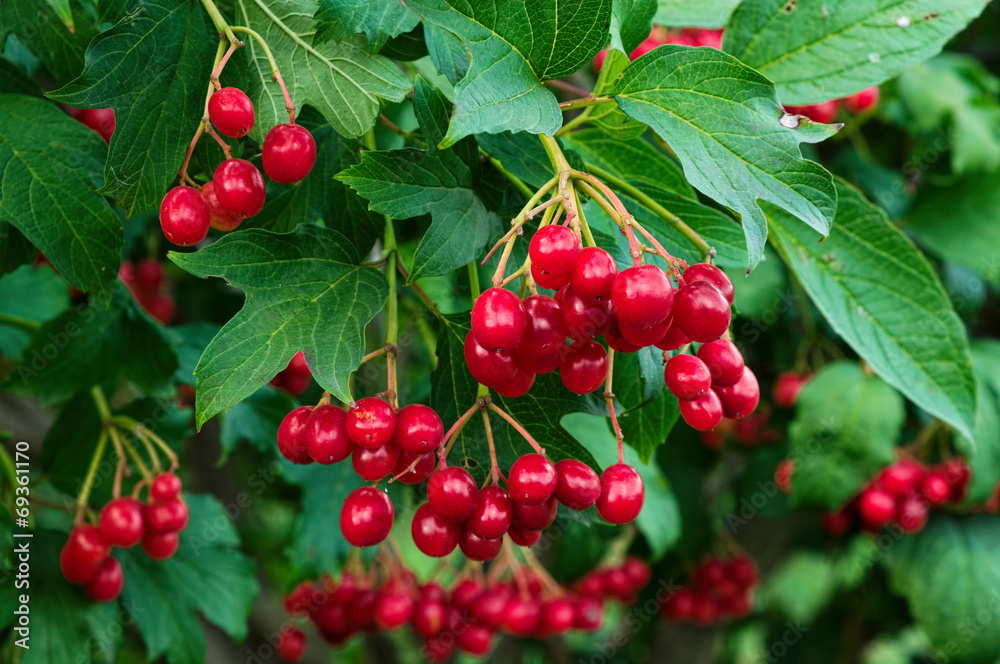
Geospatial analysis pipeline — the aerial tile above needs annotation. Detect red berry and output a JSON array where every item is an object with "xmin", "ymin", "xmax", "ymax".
[
  {"xmin": 512, "ymin": 495, "xmax": 558, "ymax": 530},
  {"xmin": 942, "ymin": 458, "xmax": 971, "ymax": 502},
  {"xmin": 459, "ymin": 525, "xmax": 503, "ymax": 561},
  {"xmin": 84, "ymin": 556, "xmax": 124, "ymax": 602},
  {"xmin": 456, "ymin": 623, "xmax": 493, "ymax": 655},
  {"xmin": 144, "ymin": 498, "xmax": 189, "ymax": 533},
  {"xmin": 451, "ymin": 578, "xmax": 484, "ymax": 610},
  {"xmin": 99, "ymin": 498, "xmax": 145, "ymax": 548},
  {"xmin": 77, "ymin": 107, "xmax": 116, "ymax": 142},
  {"xmin": 531, "ymin": 263, "xmax": 570, "ymax": 290},
  {"xmin": 494, "ymin": 365, "xmax": 536, "ymax": 397},
  {"xmin": 283, "ymin": 581, "xmax": 315, "ymax": 615},
  {"xmin": 665, "ymin": 353, "xmax": 712, "ymax": 400},
  {"xmin": 144, "ymin": 294, "xmax": 176, "ymax": 325},
  {"xmin": 726, "ymin": 555, "xmax": 758, "ymax": 588},
  {"xmin": 507, "ymin": 522, "xmax": 541, "ymax": 546},
  {"xmin": 921, "ymin": 471, "xmax": 951, "ymax": 505},
  {"xmin": 623, "ymin": 557, "xmax": 651, "ymax": 589},
  {"xmin": 597, "ymin": 464, "xmax": 645, "ymax": 524},
  {"xmin": 554, "ymin": 458, "xmax": 601, "ymax": 510},
  {"xmin": 277, "ymin": 405, "xmax": 315, "ymax": 464},
  {"xmin": 150, "ymin": 472, "xmax": 182, "ymax": 502},
  {"xmin": 413, "ymin": 598, "xmax": 448, "ymax": 638},
  {"xmin": 786, "ymin": 100, "xmax": 839, "ymax": 124},
  {"xmin": 262, "ymin": 123, "xmax": 317, "ymax": 183},
  {"xmin": 279, "ymin": 352, "xmax": 312, "ymax": 395},
  {"xmin": 391, "ymin": 450, "xmax": 435, "ymax": 484},
  {"xmin": 560, "ymin": 285, "xmax": 614, "ymax": 340},
  {"xmin": 346, "ymin": 397, "xmax": 396, "ymax": 449},
  {"xmin": 508, "ymin": 453, "xmax": 557, "ymax": 505},
  {"xmin": 897, "ymin": 493, "xmax": 929, "ymax": 534},
  {"xmin": 67, "ymin": 525, "xmax": 110, "ymax": 565},
  {"xmin": 541, "ymin": 597, "xmax": 576, "ymax": 635},
  {"xmin": 503, "ymin": 596, "xmax": 542, "ymax": 636},
  {"xmin": 141, "ymin": 530, "xmax": 179, "ymax": 560},
  {"xmin": 715, "ymin": 367, "xmax": 759, "ymax": 419},
  {"xmin": 427, "ymin": 466, "xmax": 479, "ymax": 523},
  {"xmin": 135, "ymin": 259, "xmax": 164, "ymax": 292},
  {"xmin": 570, "ymin": 247, "xmax": 618, "ymax": 304},
  {"xmin": 516, "ymin": 343, "xmax": 561, "ymax": 375},
  {"xmin": 464, "ymin": 332, "xmax": 517, "ymax": 386},
  {"xmin": 683, "ymin": 263, "xmax": 734, "ymax": 305},
  {"xmin": 520, "ymin": 295, "xmax": 568, "ymax": 355},
  {"xmin": 603, "ymin": 567, "xmax": 632, "ymax": 601},
  {"xmin": 340, "ymin": 486, "xmax": 394, "ymax": 547},
  {"xmin": 374, "ymin": 591, "xmax": 414, "ymax": 630},
  {"xmin": 858, "ymin": 488, "xmax": 896, "ymax": 528},
  {"xmin": 878, "ymin": 460, "xmax": 924, "ymax": 497},
  {"xmin": 208, "ymin": 87, "xmax": 254, "ymax": 138},
  {"xmin": 772, "ymin": 371, "xmax": 811, "ymax": 408},
  {"xmin": 679, "ymin": 389, "xmax": 724, "ymax": 431},
  {"xmin": 662, "ymin": 587, "xmax": 696, "ymax": 620},
  {"xmin": 351, "ymin": 439, "xmax": 399, "ymax": 481},
  {"xmin": 472, "ymin": 585, "xmax": 512, "ymax": 627},
  {"xmin": 529, "ymin": 225, "xmax": 579, "ymax": 278},
  {"xmin": 674, "ymin": 280, "xmax": 731, "ymax": 342},
  {"xmin": 844, "ymin": 86, "xmax": 880, "ymax": 114},
  {"xmin": 774, "ymin": 459, "xmax": 794, "ymax": 494},
  {"xmin": 276, "ymin": 626, "xmax": 307, "ymax": 662},
  {"xmin": 605, "ymin": 318, "xmax": 642, "ymax": 353},
  {"xmin": 560, "ymin": 340, "xmax": 607, "ymax": 394},
  {"xmin": 468, "ymin": 485, "xmax": 513, "ymax": 539},
  {"xmin": 619, "ymin": 315, "xmax": 672, "ymax": 347},
  {"xmin": 654, "ymin": 316, "xmax": 691, "ymax": 351},
  {"xmin": 199, "ymin": 181, "xmax": 244, "ymax": 231},
  {"xmin": 412, "ymin": 503, "xmax": 460, "ymax": 557},
  {"xmin": 693, "ymin": 558, "xmax": 727, "ymax": 592},
  {"xmin": 159, "ymin": 186, "xmax": 210, "ymax": 246},
  {"xmin": 575, "ymin": 596, "xmax": 605, "ymax": 630},
  {"xmin": 60, "ymin": 544, "xmax": 102, "ymax": 584},
  {"xmin": 610, "ymin": 265, "xmax": 673, "ymax": 329},
  {"xmin": 213, "ymin": 158, "xmax": 266, "ymax": 218},
  {"xmin": 820, "ymin": 507, "xmax": 852, "ymax": 536},
  {"xmin": 306, "ymin": 405, "xmax": 354, "ymax": 464},
  {"xmin": 394, "ymin": 404, "xmax": 443, "ymax": 454},
  {"xmin": 472, "ymin": 287, "xmax": 526, "ymax": 351},
  {"xmin": 697, "ymin": 339, "xmax": 744, "ymax": 387}
]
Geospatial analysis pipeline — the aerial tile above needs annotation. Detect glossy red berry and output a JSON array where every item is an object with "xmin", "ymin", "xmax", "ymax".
[
  {"xmin": 208, "ymin": 87, "xmax": 254, "ymax": 138},
  {"xmin": 610, "ymin": 265, "xmax": 673, "ymax": 329},
  {"xmin": 306, "ymin": 405, "xmax": 354, "ymax": 464},
  {"xmin": 468, "ymin": 485, "xmax": 513, "ymax": 539},
  {"xmin": 263, "ymin": 123, "xmax": 317, "ymax": 183},
  {"xmin": 276, "ymin": 626, "xmax": 307, "ymax": 662},
  {"xmin": 597, "ymin": 464, "xmax": 644, "ymax": 524},
  {"xmin": 494, "ymin": 365, "xmax": 536, "ymax": 397},
  {"xmin": 346, "ymin": 397, "xmax": 396, "ymax": 449},
  {"xmin": 150, "ymin": 472, "xmax": 182, "ymax": 502},
  {"xmin": 394, "ymin": 404, "xmax": 443, "ymax": 454},
  {"xmin": 392, "ymin": 450, "xmax": 435, "ymax": 484},
  {"xmin": 412, "ymin": 503, "xmax": 460, "ymax": 557},
  {"xmin": 351, "ymin": 439, "xmax": 399, "ymax": 481},
  {"xmin": 697, "ymin": 339, "xmax": 744, "ymax": 387},
  {"xmin": 459, "ymin": 525, "xmax": 503, "ymax": 561},
  {"xmin": 472, "ymin": 287, "xmax": 526, "ymax": 351},
  {"xmin": 84, "ymin": 556, "xmax": 124, "ymax": 602},
  {"xmin": 605, "ymin": 318, "xmax": 641, "ymax": 353},
  {"xmin": 77, "ymin": 107, "xmax": 116, "ymax": 142},
  {"xmin": 674, "ymin": 280, "xmax": 731, "ymax": 342},
  {"xmin": 665, "ymin": 354, "xmax": 712, "ymax": 400},
  {"xmin": 679, "ymin": 389, "xmax": 724, "ymax": 430},
  {"xmin": 603, "ymin": 567, "xmax": 632, "ymax": 601},
  {"xmin": 516, "ymin": 343, "xmax": 561, "ymax": 374},
  {"xmin": 715, "ymin": 367, "xmax": 759, "ymax": 419},
  {"xmin": 142, "ymin": 530, "xmax": 180, "ymax": 560},
  {"xmin": 575, "ymin": 596, "xmax": 605, "ymax": 631},
  {"xmin": 67, "ymin": 525, "xmax": 110, "ymax": 565},
  {"xmin": 529, "ymin": 225, "xmax": 579, "ymax": 279},
  {"xmin": 507, "ymin": 522, "xmax": 541, "ymax": 546},
  {"xmin": 858, "ymin": 488, "xmax": 896, "ymax": 528},
  {"xmin": 144, "ymin": 498, "xmax": 189, "ymax": 533},
  {"xmin": 200, "ymin": 181, "xmax": 244, "ymax": 232},
  {"xmin": 623, "ymin": 556, "xmax": 652, "ymax": 589},
  {"xmin": 99, "ymin": 498, "xmax": 144, "ymax": 548},
  {"xmin": 654, "ymin": 317, "xmax": 691, "ymax": 352},
  {"xmin": 464, "ymin": 332, "xmax": 517, "ymax": 386},
  {"xmin": 897, "ymin": 493, "xmax": 929, "ymax": 534},
  {"xmin": 413, "ymin": 598, "xmax": 447, "ymax": 638},
  {"xmin": 619, "ymin": 315, "xmax": 672, "ymax": 348},
  {"xmin": 560, "ymin": 285, "xmax": 614, "ymax": 340},
  {"xmin": 821, "ymin": 507, "xmax": 852, "ymax": 536},
  {"xmin": 682, "ymin": 263, "xmax": 734, "ymax": 305},
  {"xmin": 456, "ymin": 623, "xmax": 493, "ymax": 656},
  {"xmin": 942, "ymin": 458, "xmax": 971, "ymax": 501},
  {"xmin": 520, "ymin": 295, "xmax": 568, "ymax": 355},
  {"xmin": 878, "ymin": 460, "xmax": 924, "ymax": 497},
  {"xmin": 159, "ymin": 186, "xmax": 210, "ymax": 246},
  {"xmin": 554, "ymin": 459, "xmax": 601, "ymax": 510},
  {"xmin": 340, "ymin": 486, "xmax": 394, "ymax": 547},
  {"xmin": 726, "ymin": 555, "xmax": 758, "ymax": 588},
  {"xmin": 60, "ymin": 544, "xmax": 102, "ymax": 584},
  {"xmin": 277, "ymin": 405, "xmax": 315, "ymax": 464},
  {"xmin": 374, "ymin": 590, "xmax": 414, "ymax": 630},
  {"xmin": 504, "ymin": 596, "xmax": 542, "ymax": 636},
  {"xmin": 542, "ymin": 597, "xmax": 576, "ymax": 635},
  {"xmin": 844, "ymin": 86, "xmax": 880, "ymax": 114},
  {"xmin": 560, "ymin": 340, "xmax": 607, "ymax": 394},
  {"xmin": 427, "ymin": 466, "xmax": 479, "ymax": 523},
  {"xmin": 921, "ymin": 471, "xmax": 951, "ymax": 505},
  {"xmin": 512, "ymin": 495, "xmax": 558, "ymax": 530},
  {"xmin": 570, "ymin": 247, "xmax": 618, "ymax": 304},
  {"xmin": 213, "ymin": 158, "xmax": 266, "ymax": 218},
  {"xmin": 772, "ymin": 371, "xmax": 811, "ymax": 408},
  {"xmin": 472, "ymin": 585, "xmax": 512, "ymax": 627},
  {"xmin": 508, "ymin": 453, "xmax": 558, "ymax": 505}
]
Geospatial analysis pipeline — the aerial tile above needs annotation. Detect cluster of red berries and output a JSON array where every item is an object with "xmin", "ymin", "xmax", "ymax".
[
  {"xmin": 593, "ymin": 26, "xmax": 724, "ymax": 71},
  {"xmin": 64, "ymin": 105, "xmax": 116, "ymax": 143},
  {"xmin": 659, "ymin": 554, "xmax": 758, "ymax": 624},
  {"xmin": 59, "ymin": 472, "xmax": 188, "ymax": 602},
  {"xmin": 785, "ymin": 86, "xmax": 881, "ymax": 124},
  {"xmin": 269, "ymin": 351, "xmax": 312, "ymax": 396},
  {"xmin": 120, "ymin": 258, "xmax": 175, "ymax": 325},
  {"xmin": 159, "ymin": 86, "xmax": 316, "ymax": 247}
]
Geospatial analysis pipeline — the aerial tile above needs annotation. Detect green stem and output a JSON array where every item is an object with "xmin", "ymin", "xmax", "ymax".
[
  {"xmin": 489, "ymin": 157, "xmax": 533, "ymax": 199},
  {"xmin": 230, "ymin": 25, "xmax": 295, "ymax": 123},
  {"xmin": 555, "ymin": 107, "xmax": 594, "ymax": 136},
  {"xmin": 397, "ymin": 256, "xmax": 448, "ymax": 324},
  {"xmin": 76, "ymin": 429, "xmax": 109, "ymax": 524},
  {"xmin": 363, "ymin": 127, "xmax": 377, "ymax": 151},
  {"xmin": 198, "ymin": 0, "xmax": 239, "ymax": 45},
  {"xmin": 558, "ymin": 96, "xmax": 611, "ymax": 111},
  {"xmin": 539, "ymin": 134, "xmax": 571, "ymax": 173},
  {"xmin": 90, "ymin": 386, "xmax": 112, "ymax": 425},
  {"xmin": 384, "ymin": 219, "xmax": 399, "ymax": 408},
  {"xmin": 573, "ymin": 187, "xmax": 596, "ymax": 247},
  {"xmin": 468, "ymin": 262, "xmax": 481, "ymax": 300},
  {"xmin": 0, "ymin": 314, "xmax": 40, "ymax": 332}
]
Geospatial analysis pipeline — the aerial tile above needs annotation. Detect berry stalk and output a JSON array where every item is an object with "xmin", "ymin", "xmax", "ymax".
[
  {"xmin": 75, "ymin": 428, "xmax": 109, "ymax": 525},
  {"xmin": 486, "ymin": 402, "xmax": 545, "ymax": 456},
  {"xmin": 602, "ymin": 349, "xmax": 626, "ymax": 464},
  {"xmin": 230, "ymin": 26, "xmax": 295, "ymax": 124}
]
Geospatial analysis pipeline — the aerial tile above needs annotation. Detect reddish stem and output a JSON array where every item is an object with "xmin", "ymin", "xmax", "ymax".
[
  {"xmin": 438, "ymin": 402, "xmax": 479, "ymax": 466},
  {"xmin": 210, "ymin": 42, "xmax": 239, "ymax": 89},
  {"xmin": 487, "ymin": 402, "xmax": 545, "ymax": 455}
]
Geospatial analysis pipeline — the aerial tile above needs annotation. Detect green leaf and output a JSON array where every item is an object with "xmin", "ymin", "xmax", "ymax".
[
  {"xmin": 883, "ymin": 514, "xmax": 1000, "ymax": 664},
  {"xmin": 955, "ymin": 342, "xmax": 1000, "ymax": 503},
  {"xmin": 284, "ymin": 459, "xmax": 363, "ymax": 573},
  {"xmin": 337, "ymin": 148, "xmax": 496, "ymax": 281},
  {"xmin": 614, "ymin": 347, "xmax": 679, "ymax": 463},
  {"xmin": 43, "ymin": 0, "xmax": 74, "ymax": 33},
  {"xmin": 0, "ymin": 56, "xmax": 44, "ymax": 96},
  {"xmin": 723, "ymin": 0, "xmax": 989, "ymax": 105},
  {"xmin": 758, "ymin": 552, "xmax": 838, "ymax": 624},
  {"xmin": 49, "ymin": 0, "xmax": 217, "ymax": 217},
  {"xmin": 476, "ymin": 131, "xmax": 555, "ymax": 189},
  {"xmin": 313, "ymin": 0, "xmax": 419, "ymax": 51},
  {"xmin": 788, "ymin": 362, "xmax": 903, "ymax": 509},
  {"xmin": 423, "ymin": 22, "xmax": 469, "ymax": 85},
  {"xmin": 768, "ymin": 180, "xmax": 977, "ymax": 438},
  {"xmin": 0, "ymin": 221, "xmax": 36, "ymax": 278},
  {"xmin": 0, "ymin": 0, "xmax": 97, "ymax": 79},
  {"xmin": 0, "ymin": 94, "xmax": 122, "ymax": 300},
  {"xmin": 611, "ymin": 0, "xmax": 656, "ymax": 54},
  {"xmin": 722, "ymin": 246, "xmax": 787, "ymax": 318},
  {"xmin": 654, "ymin": 0, "xmax": 739, "ymax": 28},
  {"xmin": 613, "ymin": 46, "xmax": 838, "ymax": 268},
  {"xmin": 122, "ymin": 495, "xmax": 259, "ymax": 664},
  {"xmin": 166, "ymin": 322, "xmax": 220, "ymax": 386},
  {"xmin": 562, "ymin": 129, "xmax": 693, "ymax": 197},
  {"xmin": 0, "ymin": 265, "xmax": 70, "ymax": 360},
  {"xmin": 169, "ymin": 225, "xmax": 389, "ymax": 427},
  {"xmin": 408, "ymin": 0, "xmax": 612, "ymax": 147},
  {"xmin": 220, "ymin": 386, "xmax": 297, "ymax": 459},
  {"xmin": 235, "ymin": 0, "xmax": 411, "ymax": 141}
]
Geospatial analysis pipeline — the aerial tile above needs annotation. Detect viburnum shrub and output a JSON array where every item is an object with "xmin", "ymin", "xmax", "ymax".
[{"xmin": 3, "ymin": 0, "xmax": 1000, "ymax": 662}]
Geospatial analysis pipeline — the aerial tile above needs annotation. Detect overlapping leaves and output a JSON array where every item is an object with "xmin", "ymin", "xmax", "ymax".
[{"xmin": 313, "ymin": 0, "xmax": 419, "ymax": 52}]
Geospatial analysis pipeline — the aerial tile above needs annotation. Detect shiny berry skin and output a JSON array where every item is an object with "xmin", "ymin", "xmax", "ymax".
[
  {"xmin": 213, "ymin": 158, "xmax": 266, "ymax": 218},
  {"xmin": 575, "ymin": 596, "xmax": 605, "ymax": 631},
  {"xmin": 560, "ymin": 285, "xmax": 614, "ymax": 340},
  {"xmin": 340, "ymin": 486, "xmax": 394, "ymax": 547},
  {"xmin": 150, "ymin": 472, "xmax": 182, "ymax": 502},
  {"xmin": 413, "ymin": 598, "xmax": 447, "ymax": 638},
  {"xmin": 610, "ymin": 265, "xmax": 673, "ymax": 329},
  {"xmin": 468, "ymin": 485, "xmax": 513, "ymax": 539},
  {"xmin": 726, "ymin": 555, "xmax": 758, "ymax": 588},
  {"xmin": 459, "ymin": 525, "xmax": 503, "ymax": 561},
  {"xmin": 507, "ymin": 522, "xmax": 541, "ymax": 546},
  {"xmin": 99, "ymin": 498, "xmax": 145, "ymax": 548},
  {"xmin": 520, "ymin": 295, "xmax": 567, "ymax": 355},
  {"xmin": 516, "ymin": 343, "xmax": 561, "ymax": 374},
  {"xmin": 508, "ymin": 453, "xmax": 558, "ymax": 505},
  {"xmin": 456, "ymin": 623, "xmax": 493, "ymax": 656},
  {"xmin": 665, "ymin": 354, "xmax": 712, "ymax": 400},
  {"xmin": 554, "ymin": 458, "xmax": 601, "ymax": 510},
  {"xmin": 464, "ymin": 332, "xmax": 517, "ymax": 386},
  {"xmin": 674, "ymin": 280, "xmax": 731, "ymax": 342},
  {"xmin": 276, "ymin": 626, "xmax": 307, "ymax": 662},
  {"xmin": 619, "ymin": 315, "xmax": 672, "ymax": 347},
  {"xmin": 346, "ymin": 397, "xmax": 396, "ymax": 448},
  {"xmin": 531, "ymin": 263, "xmax": 569, "ymax": 290},
  {"xmin": 821, "ymin": 507, "xmax": 852, "ymax": 536},
  {"xmin": 897, "ymin": 493, "xmax": 929, "ymax": 534},
  {"xmin": 60, "ymin": 544, "xmax": 102, "ymax": 584},
  {"xmin": 774, "ymin": 459, "xmax": 794, "ymax": 494},
  {"xmin": 427, "ymin": 466, "xmax": 479, "ymax": 523},
  {"xmin": 942, "ymin": 458, "xmax": 971, "ymax": 501},
  {"xmin": 697, "ymin": 339, "xmax": 744, "ymax": 387},
  {"xmin": 144, "ymin": 498, "xmax": 189, "ymax": 532},
  {"xmin": 159, "ymin": 186, "xmax": 210, "ymax": 246},
  {"xmin": 682, "ymin": 263, "xmax": 734, "ymax": 305},
  {"xmin": 142, "ymin": 530, "xmax": 180, "ymax": 560},
  {"xmin": 878, "ymin": 460, "xmax": 924, "ymax": 497},
  {"xmin": 351, "ymin": 439, "xmax": 399, "ymax": 481},
  {"xmin": 772, "ymin": 371, "xmax": 810, "ymax": 408},
  {"xmin": 76, "ymin": 107, "xmax": 116, "ymax": 142},
  {"xmin": 597, "ymin": 464, "xmax": 645, "ymax": 524},
  {"xmin": 306, "ymin": 405, "xmax": 354, "ymax": 464},
  {"xmin": 921, "ymin": 471, "xmax": 951, "ymax": 505},
  {"xmin": 67, "ymin": 525, "xmax": 110, "ymax": 565},
  {"xmin": 844, "ymin": 86, "xmax": 880, "ymax": 114},
  {"xmin": 560, "ymin": 340, "xmax": 607, "ymax": 394},
  {"xmin": 654, "ymin": 317, "xmax": 691, "ymax": 351},
  {"xmin": 679, "ymin": 388, "xmax": 724, "ymax": 431},
  {"xmin": 494, "ymin": 365, "xmax": 536, "ymax": 397},
  {"xmin": 277, "ymin": 405, "xmax": 315, "ymax": 464},
  {"xmin": 858, "ymin": 488, "xmax": 896, "ymax": 528},
  {"xmin": 208, "ymin": 87, "xmax": 254, "ymax": 138},
  {"xmin": 374, "ymin": 591, "xmax": 414, "ymax": 629},
  {"xmin": 715, "ymin": 367, "xmax": 759, "ymax": 419},
  {"xmin": 542, "ymin": 597, "xmax": 576, "ymax": 635},
  {"xmin": 570, "ymin": 247, "xmax": 618, "ymax": 304},
  {"xmin": 605, "ymin": 318, "xmax": 642, "ymax": 353},
  {"xmin": 263, "ymin": 123, "xmax": 317, "ymax": 183},
  {"xmin": 472, "ymin": 585, "xmax": 512, "ymax": 627},
  {"xmin": 200, "ymin": 181, "xmax": 243, "ymax": 232},
  {"xmin": 529, "ymin": 225, "xmax": 579, "ymax": 277},
  {"xmin": 512, "ymin": 495, "xmax": 558, "ymax": 530},
  {"xmin": 84, "ymin": 556, "xmax": 124, "ymax": 602},
  {"xmin": 412, "ymin": 503, "xmax": 460, "ymax": 557},
  {"xmin": 623, "ymin": 556, "xmax": 652, "ymax": 589},
  {"xmin": 471, "ymin": 287, "xmax": 526, "ymax": 351},
  {"xmin": 504, "ymin": 596, "xmax": 542, "ymax": 636},
  {"xmin": 392, "ymin": 450, "xmax": 435, "ymax": 484},
  {"xmin": 394, "ymin": 404, "xmax": 443, "ymax": 454}
]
